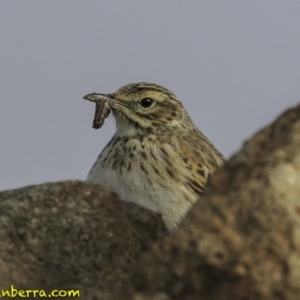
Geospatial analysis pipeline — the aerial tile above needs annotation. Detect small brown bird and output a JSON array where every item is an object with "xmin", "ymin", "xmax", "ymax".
[{"xmin": 84, "ymin": 83, "xmax": 225, "ymax": 231}]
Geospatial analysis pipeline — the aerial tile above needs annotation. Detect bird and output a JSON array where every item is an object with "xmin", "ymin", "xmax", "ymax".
[{"xmin": 84, "ymin": 82, "xmax": 225, "ymax": 231}]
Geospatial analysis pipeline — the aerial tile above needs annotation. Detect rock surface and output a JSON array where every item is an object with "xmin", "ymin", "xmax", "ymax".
[
  {"xmin": 126, "ymin": 103, "xmax": 300, "ymax": 300},
  {"xmin": 0, "ymin": 181, "xmax": 167, "ymax": 298}
]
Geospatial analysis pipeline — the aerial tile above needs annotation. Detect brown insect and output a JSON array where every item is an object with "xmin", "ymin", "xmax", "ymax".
[
  {"xmin": 83, "ymin": 93, "xmax": 111, "ymax": 129},
  {"xmin": 93, "ymin": 100, "xmax": 111, "ymax": 129}
]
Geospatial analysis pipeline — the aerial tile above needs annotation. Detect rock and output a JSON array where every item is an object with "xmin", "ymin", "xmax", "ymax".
[
  {"xmin": 0, "ymin": 181, "xmax": 167, "ymax": 298},
  {"xmin": 127, "ymin": 103, "xmax": 300, "ymax": 300}
]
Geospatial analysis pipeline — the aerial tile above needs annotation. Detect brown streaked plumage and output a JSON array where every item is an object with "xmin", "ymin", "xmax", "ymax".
[{"xmin": 83, "ymin": 82, "xmax": 225, "ymax": 231}]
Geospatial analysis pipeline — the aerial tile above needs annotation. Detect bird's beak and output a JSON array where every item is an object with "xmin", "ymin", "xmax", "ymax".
[
  {"xmin": 83, "ymin": 93, "xmax": 127, "ymax": 109},
  {"xmin": 83, "ymin": 93, "xmax": 114, "ymax": 102}
]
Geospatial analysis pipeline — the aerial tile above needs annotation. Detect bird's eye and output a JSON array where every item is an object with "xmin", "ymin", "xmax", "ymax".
[{"xmin": 140, "ymin": 98, "xmax": 154, "ymax": 108}]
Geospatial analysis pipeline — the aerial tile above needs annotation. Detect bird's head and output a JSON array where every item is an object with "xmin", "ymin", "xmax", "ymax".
[{"xmin": 84, "ymin": 82, "xmax": 191, "ymax": 134}]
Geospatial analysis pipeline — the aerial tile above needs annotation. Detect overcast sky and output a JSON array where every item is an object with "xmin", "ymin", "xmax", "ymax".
[{"xmin": 1, "ymin": 1, "xmax": 300, "ymax": 191}]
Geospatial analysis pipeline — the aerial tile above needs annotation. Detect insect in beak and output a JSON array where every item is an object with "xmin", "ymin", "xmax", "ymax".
[{"xmin": 83, "ymin": 93, "xmax": 113, "ymax": 129}]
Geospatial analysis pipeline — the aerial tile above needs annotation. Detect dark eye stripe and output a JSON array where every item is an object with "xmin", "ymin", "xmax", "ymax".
[{"xmin": 135, "ymin": 112, "xmax": 154, "ymax": 120}]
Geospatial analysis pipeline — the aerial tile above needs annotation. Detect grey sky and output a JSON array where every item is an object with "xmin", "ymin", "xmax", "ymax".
[{"xmin": 1, "ymin": 1, "xmax": 300, "ymax": 191}]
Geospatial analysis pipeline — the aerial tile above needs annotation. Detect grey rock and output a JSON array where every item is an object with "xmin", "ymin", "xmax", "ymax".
[
  {"xmin": 0, "ymin": 181, "xmax": 167, "ymax": 298},
  {"xmin": 127, "ymin": 103, "xmax": 300, "ymax": 300}
]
